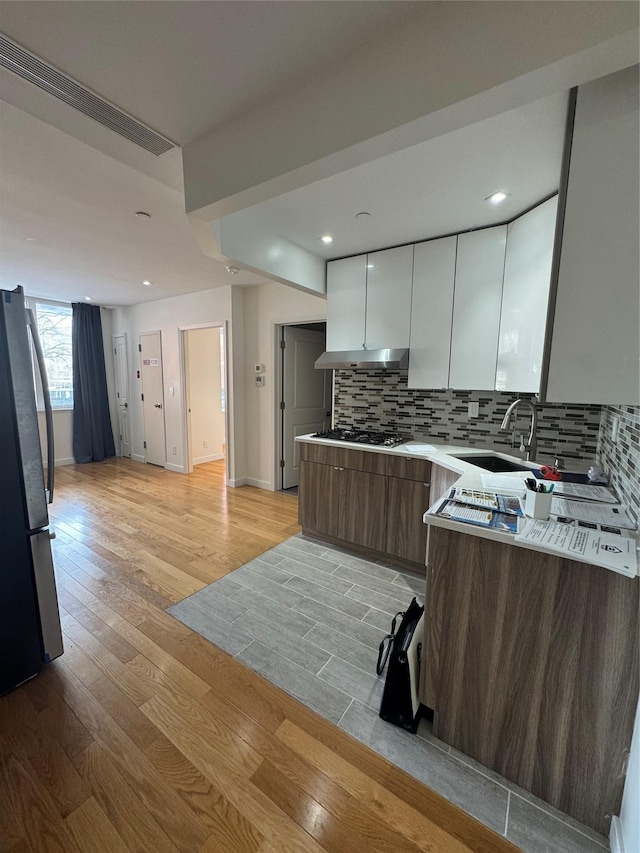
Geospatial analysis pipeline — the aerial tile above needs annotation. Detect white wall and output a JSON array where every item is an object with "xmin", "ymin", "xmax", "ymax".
[
  {"xmin": 37, "ymin": 409, "xmax": 74, "ymax": 466},
  {"xmin": 185, "ymin": 327, "xmax": 225, "ymax": 464},
  {"xmin": 113, "ymin": 287, "xmax": 231, "ymax": 473},
  {"xmin": 111, "ymin": 281, "xmax": 325, "ymax": 487},
  {"xmin": 212, "ymin": 212, "xmax": 326, "ymax": 294},
  {"xmin": 242, "ymin": 281, "xmax": 326, "ymax": 490}
]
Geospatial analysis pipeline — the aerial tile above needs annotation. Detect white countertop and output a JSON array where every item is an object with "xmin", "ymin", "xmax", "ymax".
[
  {"xmin": 296, "ymin": 432, "xmax": 537, "ymax": 483},
  {"xmin": 296, "ymin": 434, "xmax": 639, "ymax": 576}
]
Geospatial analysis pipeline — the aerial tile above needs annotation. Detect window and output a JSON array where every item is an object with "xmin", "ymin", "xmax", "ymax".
[{"xmin": 30, "ymin": 301, "xmax": 74, "ymax": 409}]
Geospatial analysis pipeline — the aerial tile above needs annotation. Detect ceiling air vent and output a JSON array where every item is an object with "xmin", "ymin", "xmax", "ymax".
[{"xmin": 0, "ymin": 34, "xmax": 175, "ymax": 156}]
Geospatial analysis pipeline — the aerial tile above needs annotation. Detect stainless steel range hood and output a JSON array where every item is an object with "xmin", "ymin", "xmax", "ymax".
[{"xmin": 314, "ymin": 348, "xmax": 409, "ymax": 370}]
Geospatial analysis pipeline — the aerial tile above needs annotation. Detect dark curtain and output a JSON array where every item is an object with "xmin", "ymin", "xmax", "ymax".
[{"xmin": 72, "ymin": 302, "xmax": 116, "ymax": 463}]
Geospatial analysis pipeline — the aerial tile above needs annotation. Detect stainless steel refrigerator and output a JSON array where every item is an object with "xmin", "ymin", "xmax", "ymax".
[{"xmin": 1, "ymin": 286, "xmax": 63, "ymax": 695}]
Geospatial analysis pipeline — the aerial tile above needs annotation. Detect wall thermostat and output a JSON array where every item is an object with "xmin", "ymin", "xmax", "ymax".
[
  {"xmin": 254, "ymin": 363, "xmax": 264, "ymax": 374},
  {"xmin": 255, "ymin": 375, "xmax": 265, "ymax": 387}
]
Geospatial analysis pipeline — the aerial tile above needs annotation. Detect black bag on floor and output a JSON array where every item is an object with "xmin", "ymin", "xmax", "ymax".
[{"xmin": 376, "ymin": 597, "xmax": 424, "ymax": 733}]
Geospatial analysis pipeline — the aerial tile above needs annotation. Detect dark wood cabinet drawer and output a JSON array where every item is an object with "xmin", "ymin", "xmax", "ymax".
[
  {"xmin": 299, "ymin": 442, "xmax": 388, "ymax": 474},
  {"xmin": 382, "ymin": 454, "xmax": 432, "ymax": 482},
  {"xmin": 298, "ymin": 442, "xmax": 432, "ymax": 481}
]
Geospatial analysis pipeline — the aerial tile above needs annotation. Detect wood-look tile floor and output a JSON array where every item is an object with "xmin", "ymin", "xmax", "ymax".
[
  {"xmin": 1, "ymin": 458, "xmax": 522, "ymax": 853},
  {"xmin": 168, "ymin": 535, "xmax": 611, "ymax": 853}
]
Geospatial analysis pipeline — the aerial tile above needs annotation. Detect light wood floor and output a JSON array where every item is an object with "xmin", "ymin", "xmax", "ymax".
[{"xmin": 1, "ymin": 458, "xmax": 519, "ymax": 852}]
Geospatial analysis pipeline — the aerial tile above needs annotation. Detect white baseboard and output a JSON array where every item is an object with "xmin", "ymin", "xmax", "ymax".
[
  {"xmin": 131, "ymin": 453, "xmax": 146, "ymax": 464},
  {"xmin": 227, "ymin": 477, "xmax": 246, "ymax": 487},
  {"xmin": 44, "ymin": 458, "xmax": 74, "ymax": 467},
  {"xmin": 193, "ymin": 453, "xmax": 224, "ymax": 465},
  {"xmin": 610, "ymin": 816, "xmax": 625, "ymax": 853},
  {"xmin": 164, "ymin": 462, "xmax": 186, "ymax": 473},
  {"xmin": 244, "ymin": 478, "xmax": 274, "ymax": 491}
]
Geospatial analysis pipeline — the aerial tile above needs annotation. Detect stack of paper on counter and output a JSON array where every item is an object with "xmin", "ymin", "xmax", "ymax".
[
  {"xmin": 480, "ymin": 472, "xmax": 635, "ymax": 531},
  {"xmin": 550, "ymin": 497, "xmax": 634, "ymax": 529},
  {"xmin": 515, "ymin": 519, "xmax": 639, "ymax": 577}
]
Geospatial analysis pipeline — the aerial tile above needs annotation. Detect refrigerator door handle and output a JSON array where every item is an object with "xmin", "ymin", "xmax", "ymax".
[
  {"xmin": 30, "ymin": 529, "xmax": 64, "ymax": 664},
  {"xmin": 26, "ymin": 308, "xmax": 55, "ymax": 503}
]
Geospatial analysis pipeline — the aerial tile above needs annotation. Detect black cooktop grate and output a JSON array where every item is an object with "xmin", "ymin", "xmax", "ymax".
[{"xmin": 312, "ymin": 428, "xmax": 410, "ymax": 447}]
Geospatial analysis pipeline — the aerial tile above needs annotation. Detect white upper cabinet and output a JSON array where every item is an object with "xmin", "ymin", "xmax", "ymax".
[
  {"xmin": 408, "ymin": 236, "xmax": 457, "ymax": 389},
  {"xmin": 544, "ymin": 67, "xmax": 639, "ymax": 404},
  {"xmin": 449, "ymin": 226, "xmax": 507, "ymax": 390},
  {"xmin": 496, "ymin": 196, "xmax": 557, "ymax": 393},
  {"xmin": 326, "ymin": 254, "xmax": 366, "ymax": 351},
  {"xmin": 365, "ymin": 245, "xmax": 414, "ymax": 350}
]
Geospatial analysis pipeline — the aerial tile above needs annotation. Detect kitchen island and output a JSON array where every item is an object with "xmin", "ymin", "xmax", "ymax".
[{"xmin": 296, "ymin": 433, "xmax": 639, "ymax": 836}]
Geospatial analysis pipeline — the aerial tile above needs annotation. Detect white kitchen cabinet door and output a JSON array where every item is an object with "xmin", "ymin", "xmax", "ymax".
[
  {"xmin": 544, "ymin": 68, "xmax": 639, "ymax": 404},
  {"xmin": 496, "ymin": 196, "xmax": 557, "ymax": 393},
  {"xmin": 326, "ymin": 255, "xmax": 367, "ymax": 351},
  {"xmin": 408, "ymin": 236, "xmax": 457, "ymax": 389},
  {"xmin": 365, "ymin": 245, "xmax": 413, "ymax": 350},
  {"xmin": 449, "ymin": 226, "xmax": 506, "ymax": 390}
]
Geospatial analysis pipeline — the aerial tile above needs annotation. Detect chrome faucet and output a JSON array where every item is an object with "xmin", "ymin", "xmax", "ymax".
[{"xmin": 500, "ymin": 398, "xmax": 538, "ymax": 462}]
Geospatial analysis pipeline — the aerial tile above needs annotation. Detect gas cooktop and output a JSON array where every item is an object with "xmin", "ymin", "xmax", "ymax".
[{"xmin": 311, "ymin": 428, "xmax": 410, "ymax": 448}]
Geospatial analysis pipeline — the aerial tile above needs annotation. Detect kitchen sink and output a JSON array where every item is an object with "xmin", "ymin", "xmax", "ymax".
[{"xmin": 450, "ymin": 453, "xmax": 534, "ymax": 473}]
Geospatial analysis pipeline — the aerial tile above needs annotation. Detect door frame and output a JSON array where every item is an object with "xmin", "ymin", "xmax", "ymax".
[
  {"xmin": 112, "ymin": 331, "xmax": 131, "ymax": 458},
  {"xmin": 273, "ymin": 319, "xmax": 333, "ymax": 492},
  {"xmin": 179, "ymin": 322, "xmax": 229, "ymax": 481}
]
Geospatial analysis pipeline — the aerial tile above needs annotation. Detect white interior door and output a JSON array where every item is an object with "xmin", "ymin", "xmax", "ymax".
[
  {"xmin": 282, "ymin": 325, "xmax": 331, "ymax": 489},
  {"xmin": 139, "ymin": 331, "xmax": 166, "ymax": 467},
  {"xmin": 113, "ymin": 333, "xmax": 131, "ymax": 458}
]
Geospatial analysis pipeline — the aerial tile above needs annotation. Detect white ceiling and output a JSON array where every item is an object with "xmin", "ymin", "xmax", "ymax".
[
  {"xmin": 0, "ymin": 2, "xmax": 636, "ymax": 306},
  {"xmin": 234, "ymin": 92, "xmax": 569, "ymax": 259},
  {"xmin": 0, "ymin": 2, "xmax": 424, "ymax": 146},
  {"xmin": 0, "ymin": 101, "xmax": 270, "ymax": 306}
]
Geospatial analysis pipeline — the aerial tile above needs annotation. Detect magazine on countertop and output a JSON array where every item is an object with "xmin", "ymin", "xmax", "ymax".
[
  {"xmin": 432, "ymin": 498, "xmax": 520, "ymax": 533},
  {"xmin": 446, "ymin": 487, "xmax": 524, "ymax": 516}
]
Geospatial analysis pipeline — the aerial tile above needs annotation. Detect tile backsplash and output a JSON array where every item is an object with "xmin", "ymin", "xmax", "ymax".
[
  {"xmin": 334, "ymin": 370, "xmax": 639, "ymax": 526},
  {"xmin": 334, "ymin": 369, "xmax": 602, "ymax": 465},
  {"xmin": 597, "ymin": 405, "xmax": 640, "ymax": 527}
]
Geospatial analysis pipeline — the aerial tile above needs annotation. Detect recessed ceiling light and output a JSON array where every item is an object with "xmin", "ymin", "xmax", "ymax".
[
  {"xmin": 321, "ymin": 235, "xmax": 333, "ymax": 244},
  {"xmin": 84, "ymin": 296, "xmax": 93, "ymax": 301},
  {"xmin": 355, "ymin": 212, "xmax": 371, "ymax": 220},
  {"xmin": 226, "ymin": 265, "xmax": 240, "ymax": 275},
  {"xmin": 486, "ymin": 191, "xmax": 509, "ymax": 204},
  {"xmin": 142, "ymin": 280, "xmax": 153, "ymax": 286},
  {"xmin": 135, "ymin": 211, "xmax": 151, "ymax": 219}
]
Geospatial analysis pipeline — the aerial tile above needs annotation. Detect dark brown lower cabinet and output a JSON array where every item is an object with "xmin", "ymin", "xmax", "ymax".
[
  {"xmin": 339, "ymin": 468, "xmax": 387, "ymax": 552},
  {"xmin": 298, "ymin": 443, "xmax": 438, "ymax": 567},
  {"xmin": 298, "ymin": 460, "xmax": 340, "ymax": 538},
  {"xmin": 423, "ymin": 525, "xmax": 640, "ymax": 836},
  {"xmin": 385, "ymin": 477, "xmax": 431, "ymax": 564}
]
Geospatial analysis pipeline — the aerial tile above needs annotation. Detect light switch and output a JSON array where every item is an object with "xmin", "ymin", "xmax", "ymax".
[{"xmin": 255, "ymin": 375, "xmax": 265, "ymax": 387}]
